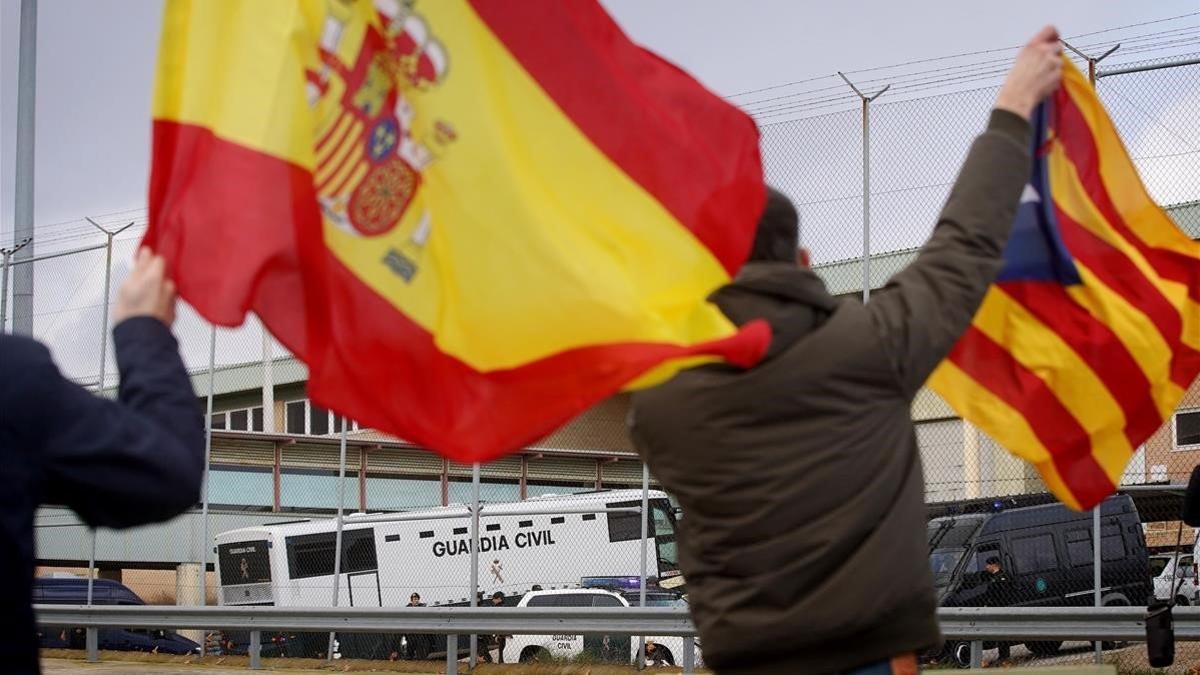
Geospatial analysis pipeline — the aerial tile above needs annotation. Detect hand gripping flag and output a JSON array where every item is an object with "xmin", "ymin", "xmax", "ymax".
[
  {"xmin": 929, "ymin": 58, "xmax": 1200, "ymax": 510},
  {"xmin": 145, "ymin": 0, "xmax": 769, "ymax": 461}
]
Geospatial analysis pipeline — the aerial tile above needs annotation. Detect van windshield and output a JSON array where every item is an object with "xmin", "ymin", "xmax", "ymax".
[
  {"xmin": 651, "ymin": 500, "xmax": 679, "ymax": 576},
  {"xmin": 928, "ymin": 517, "xmax": 983, "ymax": 586},
  {"xmin": 930, "ymin": 549, "xmax": 966, "ymax": 586}
]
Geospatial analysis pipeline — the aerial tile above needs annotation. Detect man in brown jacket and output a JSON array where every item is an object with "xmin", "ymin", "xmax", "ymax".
[{"xmin": 629, "ymin": 27, "xmax": 1063, "ymax": 675}]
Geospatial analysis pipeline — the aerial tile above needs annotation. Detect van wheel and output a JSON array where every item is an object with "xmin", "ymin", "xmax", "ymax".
[
  {"xmin": 519, "ymin": 647, "xmax": 550, "ymax": 663},
  {"xmin": 1026, "ymin": 640, "xmax": 1062, "ymax": 656},
  {"xmin": 947, "ymin": 641, "xmax": 973, "ymax": 669}
]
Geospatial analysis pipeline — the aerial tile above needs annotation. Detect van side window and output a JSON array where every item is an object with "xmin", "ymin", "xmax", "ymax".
[
  {"xmin": 592, "ymin": 594, "xmax": 624, "ymax": 607},
  {"xmin": 606, "ymin": 501, "xmax": 654, "ymax": 543},
  {"xmin": 559, "ymin": 593, "xmax": 598, "ymax": 607},
  {"xmin": 1011, "ymin": 533, "xmax": 1058, "ymax": 574},
  {"xmin": 286, "ymin": 528, "xmax": 377, "ymax": 580},
  {"xmin": 963, "ymin": 543, "xmax": 1000, "ymax": 574},
  {"xmin": 525, "ymin": 594, "xmax": 558, "ymax": 607},
  {"xmin": 1100, "ymin": 524, "xmax": 1125, "ymax": 562},
  {"xmin": 1065, "ymin": 528, "xmax": 1092, "ymax": 567}
]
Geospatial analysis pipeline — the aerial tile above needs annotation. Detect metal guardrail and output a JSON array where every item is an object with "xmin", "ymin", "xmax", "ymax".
[{"xmin": 36, "ymin": 605, "xmax": 1200, "ymax": 672}]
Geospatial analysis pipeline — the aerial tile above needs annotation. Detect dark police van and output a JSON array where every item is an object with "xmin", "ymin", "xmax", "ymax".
[
  {"xmin": 34, "ymin": 576, "xmax": 201, "ymax": 655},
  {"xmin": 927, "ymin": 494, "xmax": 1151, "ymax": 666}
]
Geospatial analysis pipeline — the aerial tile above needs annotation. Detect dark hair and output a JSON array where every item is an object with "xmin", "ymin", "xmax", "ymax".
[
  {"xmin": 986, "ymin": 557, "xmax": 1001, "ymax": 566},
  {"xmin": 492, "ymin": 591, "xmax": 504, "ymax": 600},
  {"xmin": 747, "ymin": 187, "xmax": 800, "ymax": 263}
]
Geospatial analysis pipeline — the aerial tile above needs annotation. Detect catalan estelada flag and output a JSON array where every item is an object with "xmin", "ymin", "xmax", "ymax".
[
  {"xmin": 929, "ymin": 57, "xmax": 1200, "ymax": 510},
  {"xmin": 144, "ymin": 0, "xmax": 769, "ymax": 461}
]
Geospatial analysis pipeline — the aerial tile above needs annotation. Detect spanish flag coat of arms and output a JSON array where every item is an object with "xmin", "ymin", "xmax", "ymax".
[{"xmin": 145, "ymin": 0, "xmax": 769, "ymax": 460}]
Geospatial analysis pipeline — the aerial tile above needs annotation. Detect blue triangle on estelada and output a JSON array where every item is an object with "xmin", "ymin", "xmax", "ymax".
[{"xmin": 996, "ymin": 102, "xmax": 1083, "ymax": 286}]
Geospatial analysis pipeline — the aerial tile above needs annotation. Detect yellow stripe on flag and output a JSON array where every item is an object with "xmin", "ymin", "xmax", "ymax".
[
  {"xmin": 1061, "ymin": 66, "xmax": 1200, "ymax": 262},
  {"xmin": 320, "ymin": 3, "xmax": 737, "ymax": 372},
  {"xmin": 928, "ymin": 361, "xmax": 1082, "ymax": 510},
  {"xmin": 971, "ymin": 288, "xmax": 1134, "ymax": 486},
  {"xmin": 1049, "ymin": 142, "xmax": 1200, "ymax": 351},
  {"xmin": 1067, "ymin": 263, "xmax": 1186, "ymax": 418},
  {"xmin": 153, "ymin": 0, "xmax": 321, "ymax": 169}
]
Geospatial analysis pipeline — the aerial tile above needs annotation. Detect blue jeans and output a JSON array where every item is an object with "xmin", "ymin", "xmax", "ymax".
[
  {"xmin": 844, "ymin": 661, "xmax": 895, "ymax": 675},
  {"xmin": 843, "ymin": 654, "xmax": 918, "ymax": 675}
]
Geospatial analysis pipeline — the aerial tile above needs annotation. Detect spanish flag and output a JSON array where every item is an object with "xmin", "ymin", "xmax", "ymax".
[
  {"xmin": 930, "ymin": 57, "xmax": 1200, "ymax": 510},
  {"xmin": 145, "ymin": 0, "xmax": 769, "ymax": 460}
]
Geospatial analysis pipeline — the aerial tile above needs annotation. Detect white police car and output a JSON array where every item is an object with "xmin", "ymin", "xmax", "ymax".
[{"xmin": 500, "ymin": 588, "xmax": 701, "ymax": 667}]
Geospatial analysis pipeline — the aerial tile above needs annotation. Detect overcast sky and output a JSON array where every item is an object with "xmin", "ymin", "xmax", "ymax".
[
  {"xmin": 2, "ymin": 0, "xmax": 1196, "ymax": 231},
  {"xmin": 0, "ymin": 1, "xmax": 1197, "ymax": 381}
]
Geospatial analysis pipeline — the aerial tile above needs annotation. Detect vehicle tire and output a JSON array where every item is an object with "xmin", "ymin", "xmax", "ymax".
[
  {"xmin": 659, "ymin": 647, "xmax": 675, "ymax": 666},
  {"xmin": 519, "ymin": 647, "xmax": 550, "ymax": 663},
  {"xmin": 947, "ymin": 641, "xmax": 973, "ymax": 669},
  {"xmin": 1025, "ymin": 640, "xmax": 1063, "ymax": 656}
]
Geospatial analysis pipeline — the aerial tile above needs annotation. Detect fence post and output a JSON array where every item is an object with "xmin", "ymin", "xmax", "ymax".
[
  {"xmin": 837, "ymin": 73, "xmax": 889, "ymax": 303},
  {"xmin": 249, "ymin": 630, "xmax": 262, "ymax": 670},
  {"xmin": 261, "ymin": 318, "xmax": 274, "ymax": 433},
  {"xmin": 12, "ymin": 0, "xmax": 36, "ymax": 337},
  {"xmin": 447, "ymin": 634, "xmax": 459, "ymax": 675},
  {"xmin": 1062, "ymin": 40, "xmax": 1121, "ymax": 90},
  {"xmin": 327, "ymin": 425, "xmax": 349, "ymax": 661},
  {"xmin": 469, "ymin": 462, "xmax": 480, "ymax": 668},
  {"xmin": 86, "ymin": 627, "xmax": 98, "ymax": 663},
  {"xmin": 969, "ymin": 640, "xmax": 982, "ymax": 668},
  {"xmin": 198, "ymin": 324, "xmax": 215, "ymax": 654},
  {"xmin": 1094, "ymin": 505, "xmax": 1102, "ymax": 663},
  {"xmin": 0, "ymin": 238, "xmax": 31, "ymax": 333},
  {"xmin": 83, "ymin": 220, "xmax": 134, "ymax": 610},
  {"xmin": 682, "ymin": 635, "xmax": 696, "ymax": 674},
  {"xmin": 637, "ymin": 461, "xmax": 649, "ymax": 669}
]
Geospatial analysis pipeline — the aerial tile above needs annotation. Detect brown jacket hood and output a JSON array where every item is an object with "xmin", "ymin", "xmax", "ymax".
[{"xmin": 709, "ymin": 263, "xmax": 837, "ymax": 361}]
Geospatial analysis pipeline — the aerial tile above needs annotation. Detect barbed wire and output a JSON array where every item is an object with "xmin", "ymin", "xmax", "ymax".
[{"xmin": 734, "ymin": 21, "xmax": 1200, "ymax": 120}]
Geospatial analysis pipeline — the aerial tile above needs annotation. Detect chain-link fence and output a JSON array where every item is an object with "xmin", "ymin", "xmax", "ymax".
[
  {"xmin": 9, "ymin": 51, "xmax": 1200, "ymax": 672},
  {"xmin": 759, "ymin": 53, "xmax": 1200, "ymax": 671}
]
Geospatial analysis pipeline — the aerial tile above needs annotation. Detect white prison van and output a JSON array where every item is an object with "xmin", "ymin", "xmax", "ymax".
[{"xmin": 215, "ymin": 490, "xmax": 680, "ymax": 612}]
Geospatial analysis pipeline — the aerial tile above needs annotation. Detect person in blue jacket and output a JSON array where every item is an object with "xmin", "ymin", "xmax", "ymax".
[{"xmin": 1, "ymin": 248, "xmax": 205, "ymax": 674}]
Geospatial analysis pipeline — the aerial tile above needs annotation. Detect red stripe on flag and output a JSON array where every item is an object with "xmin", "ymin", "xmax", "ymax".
[
  {"xmin": 1054, "ymin": 203, "xmax": 1200, "ymax": 389},
  {"xmin": 145, "ymin": 120, "xmax": 312, "ymax": 360},
  {"xmin": 999, "ymin": 280, "xmax": 1163, "ymax": 445},
  {"xmin": 149, "ymin": 120, "xmax": 773, "ymax": 461},
  {"xmin": 1054, "ymin": 88, "xmax": 1200, "ymax": 303},
  {"xmin": 303, "ymin": 252, "xmax": 771, "ymax": 461},
  {"xmin": 468, "ymin": 0, "xmax": 765, "ymax": 277},
  {"xmin": 948, "ymin": 326, "xmax": 1114, "ymax": 509}
]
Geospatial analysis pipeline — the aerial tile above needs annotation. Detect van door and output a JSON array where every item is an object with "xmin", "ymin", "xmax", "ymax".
[
  {"xmin": 947, "ymin": 543, "xmax": 1000, "ymax": 607},
  {"xmin": 347, "ymin": 571, "xmax": 382, "ymax": 607},
  {"xmin": 583, "ymin": 593, "xmax": 630, "ymax": 662},
  {"xmin": 1008, "ymin": 531, "xmax": 1062, "ymax": 606}
]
